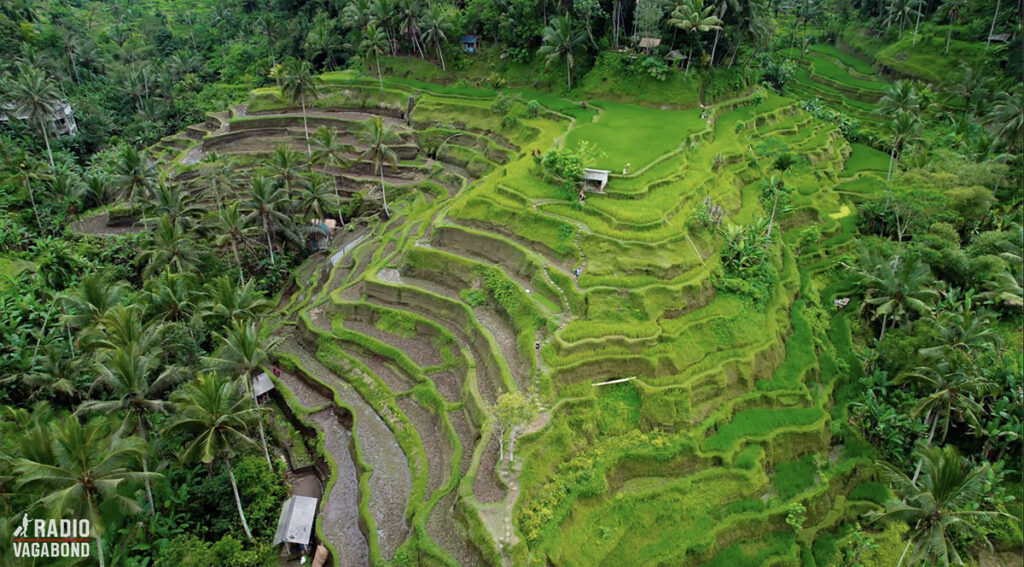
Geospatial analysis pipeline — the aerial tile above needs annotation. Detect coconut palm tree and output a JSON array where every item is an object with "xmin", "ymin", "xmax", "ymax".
[
  {"xmin": 204, "ymin": 321, "xmax": 281, "ymax": 468},
  {"xmin": 148, "ymin": 183, "xmax": 204, "ymax": 230},
  {"xmin": 82, "ymin": 170, "xmax": 114, "ymax": 209},
  {"xmin": 199, "ymin": 276, "xmax": 272, "ymax": 331},
  {"xmin": 76, "ymin": 345, "xmax": 185, "ymax": 514},
  {"xmin": 243, "ymin": 175, "xmax": 291, "ymax": 264},
  {"xmin": 948, "ymin": 65, "xmax": 994, "ymax": 118},
  {"xmin": 873, "ymin": 444, "xmax": 1004, "ymax": 567},
  {"xmin": 310, "ymin": 126, "xmax": 350, "ymax": 223},
  {"xmin": 89, "ymin": 304, "xmax": 164, "ymax": 356},
  {"xmin": 197, "ymin": 151, "xmax": 243, "ymax": 216},
  {"xmin": 877, "ymin": 79, "xmax": 921, "ymax": 117},
  {"xmin": 361, "ymin": 22, "xmax": 390, "ymax": 90},
  {"xmin": 986, "ymin": 0, "xmax": 1003, "ymax": 49},
  {"xmin": 985, "ymin": 91, "xmax": 1023, "ymax": 154},
  {"xmin": 14, "ymin": 417, "xmax": 157, "ymax": 567},
  {"xmin": 279, "ymin": 58, "xmax": 321, "ymax": 157},
  {"xmin": 397, "ymin": 0, "xmax": 425, "ymax": 57},
  {"xmin": 2, "ymin": 155, "xmax": 51, "ymax": 228},
  {"xmin": 669, "ymin": 0, "xmax": 724, "ymax": 78},
  {"xmin": 420, "ymin": 2, "xmax": 452, "ymax": 71},
  {"xmin": 851, "ymin": 246, "xmax": 937, "ymax": 341},
  {"xmin": 903, "ymin": 358, "xmax": 995, "ymax": 449},
  {"xmin": 887, "ymin": 111, "xmax": 922, "ymax": 180},
  {"xmin": 206, "ymin": 201, "xmax": 259, "ymax": 283},
  {"xmin": 940, "ymin": 0, "xmax": 966, "ymax": 54},
  {"xmin": 264, "ymin": 145, "xmax": 305, "ymax": 195},
  {"xmin": 22, "ymin": 345, "xmax": 86, "ymax": 404},
  {"xmin": 164, "ymin": 374, "xmax": 263, "ymax": 541},
  {"xmin": 8, "ymin": 63, "xmax": 61, "ymax": 167},
  {"xmin": 59, "ymin": 273, "xmax": 128, "ymax": 333},
  {"xmin": 137, "ymin": 215, "xmax": 204, "ymax": 278},
  {"xmin": 538, "ymin": 16, "xmax": 586, "ymax": 88},
  {"xmin": 144, "ymin": 270, "xmax": 202, "ymax": 324},
  {"xmin": 296, "ymin": 171, "xmax": 339, "ymax": 222},
  {"xmin": 114, "ymin": 146, "xmax": 156, "ymax": 217},
  {"xmin": 358, "ymin": 115, "xmax": 400, "ymax": 218}
]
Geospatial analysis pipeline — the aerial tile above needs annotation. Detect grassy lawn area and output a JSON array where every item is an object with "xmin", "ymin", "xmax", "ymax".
[
  {"xmin": 842, "ymin": 143, "xmax": 890, "ymax": 176},
  {"xmin": 565, "ymin": 101, "xmax": 704, "ymax": 171}
]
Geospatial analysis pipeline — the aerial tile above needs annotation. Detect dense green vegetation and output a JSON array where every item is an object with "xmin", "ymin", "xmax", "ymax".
[{"xmin": 1, "ymin": 1, "xmax": 1021, "ymax": 566}]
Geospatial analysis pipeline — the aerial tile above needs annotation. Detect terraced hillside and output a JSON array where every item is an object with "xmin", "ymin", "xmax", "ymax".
[{"xmin": 151, "ymin": 68, "xmax": 894, "ymax": 566}]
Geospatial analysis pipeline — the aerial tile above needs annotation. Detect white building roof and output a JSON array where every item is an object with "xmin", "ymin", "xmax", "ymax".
[
  {"xmin": 272, "ymin": 496, "xmax": 318, "ymax": 546},
  {"xmin": 252, "ymin": 372, "xmax": 275, "ymax": 397}
]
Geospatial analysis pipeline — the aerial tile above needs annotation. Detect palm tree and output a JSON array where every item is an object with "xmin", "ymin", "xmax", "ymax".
[
  {"xmin": 204, "ymin": 321, "xmax": 282, "ymax": 469},
  {"xmin": 851, "ymin": 246, "xmax": 937, "ymax": 341},
  {"xmin": 144, "ymin": 270, "xmax": 202, "ymax": 324},
  {"xmin": 89, "ymin": 304, "xmax": 165, "ymax": 356},
  {"xmin": 82, "ymin": 170, "xmax": 114, "ymax": 209},
  {"xmin": 985, "ymin": 91, "xmax": 1023, "ymax": 154},
  {"xmin": 2, "ymin": 155, "xmax": 51, "ymax": 228},
  {"xmin": 904, "ymin": 359, "xmax": 995, "ymax": 449},
  {"xmin": 137, "ymin": 215, "xmax": 204, "ymax": 278},
  {"xmin": 948, "ymin": 65, "xmax": 994, "ymax": 118},
  {"xmin": 199, "ymin": 276, "xmax": 271, "ymax": 330},
  {"xmin": 296, "ymin": 171, "xmax": 339, "ymax": 222},
  {"xmin": 243, "ymin": 175, "xmax": 291, "ymax": 264},
  {"xmin": 358, "ymin": 115, "xmax": 400, "ymax": 218},
  {"xmin": 538, "ymin": 16, "xmax": 586, "ymax": 89},
  {"xmin": 311, "ymin": 125, "xmax": 350, "ymax": 223},
  {"xmin": 115, "ymin": 146, "xmax": 156, "ymax": 217},
  {"xmin": 60, "ymin": 273, "xmax": 128, "ymax": 332},
  {"xmin": 279, "ymin": 58, "xmax": 321, "ymax": 157},
  {"xmin": 14, "ymin": 417, "xmax": 157, "ymax": 567},
  {"xmin": 360, "ymin": 22, "xmax": 390, "ymax": 91},
  {"xmin": 8, "ymin": 63, "xmax": 61, "ymax": 167},
  {"xmin": 197, "ymin": 151, "xmax": 243, "ymax": 215},
  {"xmin": 148, "ymin": 183, "xmax": 204, "ymax": 230},
  {"xmin": 397, "ymin": 0, "xmax": 426, "ymax": 57},
  {"xmin": 940, "ymin": 0, "xmax": 966, "ymax": 54},
  {"xmin": 873, "ymin": 444, "xmax": 1003, "ymax": 567},
  {"xmin": 76, "ymin": 346, "xmax": 184, "ymax": 514},
  {"xmin": 207, "ymin": 201, "xmax": 259, "ymax": 283},
  {"xmin": 986, "ymin": 0, "xmax": 1002, "ymax": 50},
  {"xmin": 22, "ymin": 345, "xmax": 86, "ymax": 404},
  {"xmin": 421, "ymin": 2, "xmax": 452, "ymax": 71},
  {"xmin": 164, "ymin": 374, "xmax": 263, "ymax": 541},
  {"xmin": 668, "ymin": 0, "xmax": 724, "ymax": 78},
  {"xmin": 264, "ymin": 145, "xmax": 305, "ymax": 195},
  {"xmin": 877, "ymin": 80, "xmax": 921, "ymax": 117},
  {"xmin": 887, "ymin": 112, "xmax": 921, "ymax": 180},
  {"xmin": 303, "ymin": 13, "xmax": 340, "ymax": 70},
  {"xmin": 885, "ymin": 0, "xmax": 921, "ymax": 40}
]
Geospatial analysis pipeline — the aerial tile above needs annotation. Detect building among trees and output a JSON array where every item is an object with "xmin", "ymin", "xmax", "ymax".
[{"xmin": 0, "ymin": 100, "xmax": 78, "ymax": 137}]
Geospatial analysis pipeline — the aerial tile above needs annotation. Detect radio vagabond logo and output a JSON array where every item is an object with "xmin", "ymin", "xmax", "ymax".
[{"xmin": 12, "ymin": 514, "xmax": 93, "ymax": 559}]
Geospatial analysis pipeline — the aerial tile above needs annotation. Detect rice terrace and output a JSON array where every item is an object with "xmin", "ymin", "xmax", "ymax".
[{"xmin": 0, "ymin": 2, "xmax": 1021, "ymax": 567}]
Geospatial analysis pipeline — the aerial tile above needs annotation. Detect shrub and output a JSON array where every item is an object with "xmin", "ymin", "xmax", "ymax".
[
  {"xmin": 490, "ymin": 95, "xmax": 513, "ymax": 115},
  {"xmin": 526, "ymin": 99, "xmax": 540, "ymax": 117}
]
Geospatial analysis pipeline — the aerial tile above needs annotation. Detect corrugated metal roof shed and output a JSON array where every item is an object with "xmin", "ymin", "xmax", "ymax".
[{"xmin": 272, "ymin": 496, "xmax": 318, "ymax": 546}]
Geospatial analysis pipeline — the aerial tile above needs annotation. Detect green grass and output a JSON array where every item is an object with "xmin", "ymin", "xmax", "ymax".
[
  {"xmin": 771, "ymin": 454, "xmax": 818, "ymax": 501},
  {"xmin": 842, "ymin": 143, "xmax": 890, "ymax": 177},
  {"xmin": 703, "ymin": 407, "xmax": 825, "ymax": 453},
  {"xmin": 564, "ymin": 101, "xmax": 704, "ymax": 171}
]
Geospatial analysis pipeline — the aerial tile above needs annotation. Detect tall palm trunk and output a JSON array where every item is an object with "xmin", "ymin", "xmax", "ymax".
[
  {"xmin": 264, "ymin": 219, "xmax": 276, "ymax": 264},
  {"xmin": 986, "ymin": 0, "xmax": 1001, "ymax": 49},
  {"xmin": 301, "ymin": 99, "xmax": 311, "ymax": 157},
  {"xmin": 376, "ymin": 55, "xmax": 384, "ymax": 90},
  {"xmin": 566, "ymin": 58, "xmax": 572, "ymax": 89},
  {"xmin": 887, "ymin": 146, "xmax": 898, "ymax": 180},
  {"xmin": 379, "ymin": 166, "xmax": 390, "ymax": 218},
  {"xmin": 910, "ymin": 410, "xmax": 939, "ymax": 483},
  {"xmin": 709, "ymin": 27, "xmax": 722, "ymax": 67},
  {"xmin": 231, "ymin": 237, "xmax": 244, "ymax": 284},
  {"xmin": 435, "ymin": 37, "xmax": 446, "ymax": 71},
  {"xmin": 226, "ymin": 457, "xmax": 255, "ymax": 542},
  {"xmin": 96, "ymin": 532, "xmax": 105, "ymax": 567},
  {"xmin": 945, "ymin": 24, "xmax": 953, "ymax": 53},
  {"xmin": 878, "ymin": 312, "xmax": 889, "ymax": 341},
  {"xmin": 24, "ymin": 178, "xmax": 42, "ymax": 228},
  {"xmin": 912, "ymin": 3, "xmax": 922, "ymax": 45},
  {"xmin": 39, "ymin": 116, "xmax": 54, "ymax": 168},
  {"xmin": 139, "ymin": 416, "xmax": 156, "ymax": 515},
  {"xmin": 247, "ymin": 375, "xmax": 274, "ymax": 470}
]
